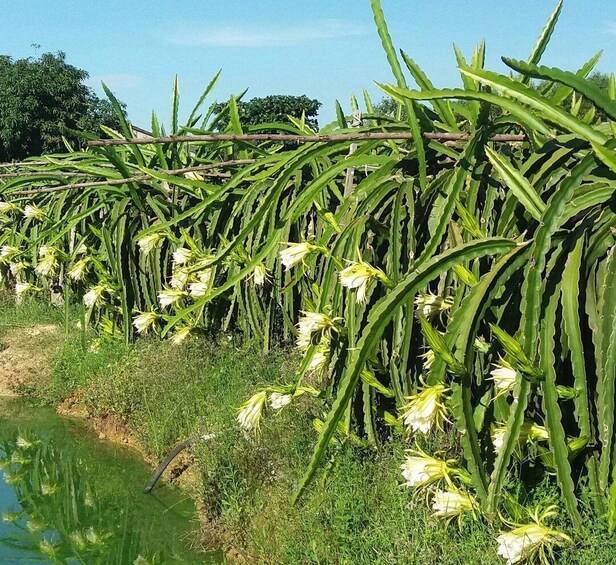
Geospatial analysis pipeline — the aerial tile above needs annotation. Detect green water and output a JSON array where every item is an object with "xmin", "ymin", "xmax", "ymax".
[{"xmin": 0, "ymin": 398, "xmax": 221, "ymax": 564}]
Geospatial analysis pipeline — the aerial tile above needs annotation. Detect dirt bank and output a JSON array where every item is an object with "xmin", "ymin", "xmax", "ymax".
[{"xmin": 0, "ymin": 324, "xmax": 60, "ymax": 397}]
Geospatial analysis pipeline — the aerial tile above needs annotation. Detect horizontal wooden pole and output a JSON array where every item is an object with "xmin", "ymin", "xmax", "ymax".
[{"xmin": 88, "ymin": 132, "xmax": 527, "ymax": 147}]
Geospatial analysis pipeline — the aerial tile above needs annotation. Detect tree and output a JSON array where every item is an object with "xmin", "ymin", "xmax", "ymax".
[
  {"xmin": 211, "ymin": 95, "xmax": 321, "ymax": 131},
  {"xmin": 0, "ymin": 52, "xmax": 124, "ymax": 161}
]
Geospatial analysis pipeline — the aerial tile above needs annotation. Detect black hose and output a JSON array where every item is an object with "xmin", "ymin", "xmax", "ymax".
[{"xmin": 144, "ymin": 433, "xmax": 214, "ymax": 494}]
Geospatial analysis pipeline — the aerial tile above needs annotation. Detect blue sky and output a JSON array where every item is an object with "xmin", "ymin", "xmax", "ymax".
[{"xmin": 2, "ymin": 1, "xmax": 615, "ymax": 129}]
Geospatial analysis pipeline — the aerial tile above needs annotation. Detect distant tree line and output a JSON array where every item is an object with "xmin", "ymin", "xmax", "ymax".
[
  {"xmin": 0, "ymin": 52, "xmax": 123, "ymax": 161},
  {"xmin": 211, "ymin": 95, "xmax": 321, "ymax": 131}
]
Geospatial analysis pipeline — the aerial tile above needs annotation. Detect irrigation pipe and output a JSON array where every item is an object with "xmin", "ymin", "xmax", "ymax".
[{"xmin": 144, "ymin": 432, "xmax": 217, "ymax": 494}]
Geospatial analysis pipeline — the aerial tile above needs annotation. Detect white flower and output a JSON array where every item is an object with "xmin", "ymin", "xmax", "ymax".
[
  {"xmin": 491, "ymin": 421, "xmax": 549, "ymax": 453},
  {"xmin": 83, "ymin": 285, "xmax": 108, "ymax": 308},
  {"xmin": 0, "ymin": 245, "xmax": 20, "ymax": 261},
  {"xmin": 15, "ymin": 282, "xmax": 35, "ymax": 297},
  {"xmin": 172, "ymin": 247, "xmax": 193, "ymax": 265},
  {"xmin": 252, "ymin": 263, "xmax": 269, "ymax": 286},
  {"xmin": 496, "ymin": 523, "xmax": 570, "ymax": 565},
  {"xmin": 490, "ymin": 358, "xmax": 518, "ymax": 394},
  {"xmin": 170, "ymin": 326, "xmax": 192, "ymax": 345},
  {"xmin": 2, "ymin": 511, "xmax": 21, "ymax": 523},
  {"xmin": 35, "ymin": 254, "xmax": 58, "ymax": 278},
  {"xmin": 400, "ymin": 449, "xmax": 464, "ymax": 489},
  {"xmin": 41, "ymin": 482, "xmax": 57, "ymax": 496},
  {"xmin": 279, "ymin": 242, "xmax": 318, "ymax": 270},
  {"xmin": 400, "ymin": 383, "xmax": 450, "ymax": 434},
  {"xmin": 306, "ymin": 341, "xmax": 330, "ymax": 378},
  {"xmin": 237, "ymin": 391, "xmax": 267, "ymax": 431},
  {"xmin": 39, "ymin": 539, "xmax": 58, "ymax": 557},
  {"xmin": 197, "ymin": 269, "xmax": 213, "ymax": 284},
  {"xmin": 68, "ymin": 258, "xmax": 90, "ymax": 281},
  {"xmin": 38, "ymin": 245, "xmax": 53, "ymax": 258},
  {"xmin": 269, "ymin": 392, "xmax": 293, "ymax": 410},
  {"xmin": 189, "ymin": 282, "xmax": 209, "ymax": 297},
  {"xmin": 339, "ymin": 260, "xmax": 388, "ymax": 304},
  {"xmin": 170, "ymin": 268, "xmax": 190, "ymax": 290},
  {"xmin": 431, "ymin": 488, "xmax": 477, "ymax": 520},
  {"xmin": 296, "ymin": 311, "xmax": 339, "ymax": 350},
  {"xmin": 132, "ymin": 312, "xmax": 158, "ymax": 334},
  {"xmin": 158, "ymin": 288, "xmax": 186, "ymax": 308},
  {"xmin": 0, "ymin": 201, "xmax": 19, "ymax": 214},
  {"xmin": 23, "ymin": 204, "xmax": 45, "ymax": 220},
  {"xmin": 414, "ymin": 292, "xmax": 454, "ymax": 318},
  {"xmin": 16, "ymin": 436, "xmax": 32, "ymax": 449},
  {"xmin": 137, "ymin": 233, "xmax": 164, "ymax": 255},
  {"xmin": 9, "ymin": 262, "xmax": 27, "ymax": 276}
]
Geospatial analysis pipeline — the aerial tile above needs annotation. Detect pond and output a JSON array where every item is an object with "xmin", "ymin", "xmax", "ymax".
[{"xmin": 0, "ymin": 398, "xmax": 221, "ymax": 564}]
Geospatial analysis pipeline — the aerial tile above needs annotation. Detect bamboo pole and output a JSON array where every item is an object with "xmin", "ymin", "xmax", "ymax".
[{"xmin": 87, "ymin": 132, "xmax": 527, "ymax": 147}]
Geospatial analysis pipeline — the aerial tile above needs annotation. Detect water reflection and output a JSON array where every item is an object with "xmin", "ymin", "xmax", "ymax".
[{"xmin": 0, "ymin": 400, "xmax": 217, "ymax": 564}]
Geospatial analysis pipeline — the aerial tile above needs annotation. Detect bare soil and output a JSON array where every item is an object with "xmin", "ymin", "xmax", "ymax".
[{"xmin": 0, "ymin": 324, "xmax": 60, "ymax": 397}]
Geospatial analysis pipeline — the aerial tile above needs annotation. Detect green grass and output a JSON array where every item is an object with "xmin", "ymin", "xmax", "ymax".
[{"xmin": 1, "ymin": 297, "xmax": 615, "ymax": 563}]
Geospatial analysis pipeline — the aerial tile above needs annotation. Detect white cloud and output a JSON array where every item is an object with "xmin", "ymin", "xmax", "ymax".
[
  {"xmin": 166, "ymin": 19, "xmax": 367, "ymax": 48},
  {"xmin": 87, "ymin": 73, "xmax": 142, "ymax": 91}
]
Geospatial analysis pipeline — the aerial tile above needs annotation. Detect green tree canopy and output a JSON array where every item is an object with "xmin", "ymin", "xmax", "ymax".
[
  {"xmin": 0, "ymin": 52, "xmax": 123, "ymax": 161},
  {"xmin": 212, "ymin": 94, "xmax": 321, "ymax": 131}
]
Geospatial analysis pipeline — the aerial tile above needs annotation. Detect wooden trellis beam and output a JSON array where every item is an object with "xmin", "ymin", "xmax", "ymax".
[{"xmin": 87, "ymin": 132, "xmax": 527, "ymax": 147}]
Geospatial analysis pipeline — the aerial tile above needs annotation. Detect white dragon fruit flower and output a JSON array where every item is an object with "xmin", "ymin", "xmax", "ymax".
[
  {"xmin": 489, "ymin": 358, "xmax": 518, "ymax": 396},
  {"xmin": 431, "ymin": 488, "xmax": 478, "ymax": 521},
  {"xmin": 306, "ymin": 340, "xmax": 330, "ymax": 378},
  {"xmin": 170, "ymin": 326, "xmax": 193, "ymax": 345},
  {"xmin": 83, "ymin": 285, "xmax": 109, "ymax": 308},
  {"xmin": 35, "ymin": 253, "xmax": 58, "ymax": 278},
  {"xmin": 414, "ymin": 292, "xmax": 454, "ymax": 318},
  {"xmin": 400, "ymin": 448, "xmax": 463, "ymax": 489},
  {"xmin": 339, "ymin": 260, "xmax": 389, "ymax": 304},
  {"xmin": 132, "ymin": 311, "xmax": 158, "ymax": 334},
  {"xmin": 252, "ymin": 263, "xmax": 269, "ymax": 287},
  {"xmin": 0, "ymin": 201, "xmax": 19, "ymax": 214},
  {"xmin": 137, "ymin": 232, "xmax": 164, "ymax": 255},
  {"xmin": 295, "ymin": 311, "xmax": 339, "ymax": 350},
  {"xmin": 399, "ymin": 383, "xmax": 450, "ymax": 434},
  {"xmin": 496, "ymin": 507, "xmax": 571, "ymax": 565},
  {"xmin": 23, "ymin": 204, "xmax": 45, "ymax": 220},
  {"xmin": 9, "ymin": 262, "xmax": 27, "ymax": 276},
  {"xmin": 269, "ymin": 392, "xmax": 293, "ymax": 411},
  {"xmin": 172, "ymin": 247, "xmax": 193, "ymax": 266},
  {"xmin": 279, "ymin": 242, "xmax": 319, "ymax": 270},
  {"xmin": 158, "ymin": 288, "xmax": 187, "ymax": 308},
  {"xmin": 236, "ymin": 391, "xmax": 267, "ymax": 431},
  {"xmin": 170, "ymin": 268, "xmax": 190, "ymax": 290},
  {"xmin": 67, "ymin": 258, "xmax": 90, "ymax": 281},
  {"xmin": 491, "ymin": 421, "xmax": 549, "ymax": 453},
  {"xmin": 15, "ymin": 282, "xmax": 35, "ymax": 297},
  {"xmin": 0, "ymin": 245, "xmax": 20, "ymax": 262},
  {"xmin": 189, "ymin": 282, "xmax": 209, "ymax": 297}
]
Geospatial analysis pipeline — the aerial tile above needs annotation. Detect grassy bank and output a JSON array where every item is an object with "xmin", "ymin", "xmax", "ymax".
[{"xmin": 1, "ymin": 297, "xmax": 614, "ymax": 564}]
